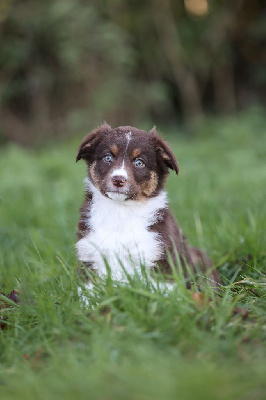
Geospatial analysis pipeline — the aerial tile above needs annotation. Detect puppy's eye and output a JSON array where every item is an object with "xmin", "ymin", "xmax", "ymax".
[
  {"xmin": 133, "ymin": 158, "xmax": 145, "ymax": 168},
  {"xmin": 103, "ymin": 154, "xmax": 113, "ymax": 163}
]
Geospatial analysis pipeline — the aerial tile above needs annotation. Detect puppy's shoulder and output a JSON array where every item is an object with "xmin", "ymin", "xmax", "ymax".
[
  {"xmin": 150, "ymin": 206, "xmax": 181, "ymax": 238},
  {"xmin": 77, "ymin": 192, "xmax": 92, "ymax": 240}
]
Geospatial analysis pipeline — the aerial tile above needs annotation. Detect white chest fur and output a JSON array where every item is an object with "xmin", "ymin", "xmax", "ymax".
[{"xmin": 76, "ymin": 179, "xmax": 168, "ymax": 281}]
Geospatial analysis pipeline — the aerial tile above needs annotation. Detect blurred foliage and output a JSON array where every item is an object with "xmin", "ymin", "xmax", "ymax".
[{"xmin": 0, "ymin": 0, "xmax": 265, "ymax": 145}]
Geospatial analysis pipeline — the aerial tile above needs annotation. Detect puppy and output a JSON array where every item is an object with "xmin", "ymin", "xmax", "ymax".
[{"xmin": 76, "ymin": 123, "xmax": 220, "ymax": 289}]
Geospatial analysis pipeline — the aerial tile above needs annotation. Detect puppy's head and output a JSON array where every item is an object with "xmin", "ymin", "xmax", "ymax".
[{"xmin": 76, "ymin": 123, "xmax": 178, "ymax": 201}]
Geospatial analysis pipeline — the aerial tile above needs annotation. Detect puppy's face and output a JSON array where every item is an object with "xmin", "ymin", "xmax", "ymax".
[{"xmin": 76, "ymin": 124, "xmax": 178, "ymax": 201}]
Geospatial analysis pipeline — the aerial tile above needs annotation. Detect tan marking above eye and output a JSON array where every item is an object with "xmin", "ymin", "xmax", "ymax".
[
  {"xmin": 110, "ymin": 145, "xmax": 119, "ymax": 156},
  {"xmin": 132, "ymin": 148, "xmax": 141, "ymax": 159}
]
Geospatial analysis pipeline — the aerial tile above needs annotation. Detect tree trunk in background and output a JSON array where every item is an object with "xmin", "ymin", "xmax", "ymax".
[
  {"xmin": 213, "ymin": 62, "xmax": 236, "ymax": 114},
  {"xmin": 30, "ymin": 74, "xmax": 53, "ymax": 140},
  {"xmin": 151, "ymin": 0, "xmax": 203, "ymax": 127}
]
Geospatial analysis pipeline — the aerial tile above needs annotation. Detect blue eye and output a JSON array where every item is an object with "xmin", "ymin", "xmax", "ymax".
[
  {"xmin": 103, "ymin": 154, "xmax": 113, "ymax": 163},
  {"xmin": 134, "ymin": 158, "xmax": 145, "ymax": 168}
]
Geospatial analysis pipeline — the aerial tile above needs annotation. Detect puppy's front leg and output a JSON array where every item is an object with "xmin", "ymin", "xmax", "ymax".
[
  {"xmin": 77, "ymin": 261, "xmax": 99, "ymax": 306},
  {"xmin": 78, "ymin": 281, "xmax": 95, "ymax": 306}
]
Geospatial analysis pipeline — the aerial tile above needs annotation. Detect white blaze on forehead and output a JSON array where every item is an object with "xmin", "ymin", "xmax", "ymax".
[
  {"xmin": 126, "ymin": 131, "xmax": 132, "ymax": 142},
  {"xmin": 124, "ymin": 131, "xmax": 131, "ymax": 155}
]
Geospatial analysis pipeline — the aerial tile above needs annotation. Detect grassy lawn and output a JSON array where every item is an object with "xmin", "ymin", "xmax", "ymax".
[{"xmin": 0, "ymin": 111, "xmax": 266, "ymax": 399}]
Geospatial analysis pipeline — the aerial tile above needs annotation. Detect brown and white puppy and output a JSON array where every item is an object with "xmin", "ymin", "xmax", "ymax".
[{"xmin": 76, "ymin": 123, "xmax": 220, "ymax": 289}]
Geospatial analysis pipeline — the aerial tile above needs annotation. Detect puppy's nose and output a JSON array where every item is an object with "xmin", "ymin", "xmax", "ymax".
[{"xmin": 112, "ymin": 175, "xmax": 127, "ymax": 188}]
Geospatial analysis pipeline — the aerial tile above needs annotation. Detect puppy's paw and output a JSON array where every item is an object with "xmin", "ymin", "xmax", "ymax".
[{"xmin": 78, "ymin": 282, "xmax": 95, "ymax": 307}]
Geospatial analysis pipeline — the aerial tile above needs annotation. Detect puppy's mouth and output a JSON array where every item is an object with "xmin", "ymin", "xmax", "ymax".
[{"xmin": 105, "ymin": 191, "xmax": 133, "ymax": 201}]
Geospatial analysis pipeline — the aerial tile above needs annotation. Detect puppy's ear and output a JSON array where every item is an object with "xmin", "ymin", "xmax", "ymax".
[
  {"xmin": 149, "ymin": 126, "xmax": 179, "ymax": 175},
  {"xmin": 76, "ymin": 122, "xmax": 111, "ymax": 162}
]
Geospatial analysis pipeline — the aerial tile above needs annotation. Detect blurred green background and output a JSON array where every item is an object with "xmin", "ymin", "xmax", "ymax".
[
  {"xmin": 1, "ymin": 3, "xmax": 266, "ymax": 399},
  {"xmin": 0, "ymin": 0, "xmax": 265, "ymax": 145}
]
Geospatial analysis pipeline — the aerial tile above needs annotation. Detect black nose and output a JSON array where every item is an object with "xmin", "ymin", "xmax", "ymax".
[{"xmin": 112, "ymin": 175, "xmax": 127, "ymax": 188}]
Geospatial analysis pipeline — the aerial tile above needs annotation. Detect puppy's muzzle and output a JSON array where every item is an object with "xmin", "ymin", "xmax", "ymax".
[{"xmin": 112, "ymin": 175, "xmax": 127, "ymax": 188}]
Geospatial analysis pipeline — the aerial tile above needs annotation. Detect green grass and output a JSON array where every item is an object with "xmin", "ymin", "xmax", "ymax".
[{"xmin": 0, "ymin": 111, "xmax": 266, "ymax": 399}]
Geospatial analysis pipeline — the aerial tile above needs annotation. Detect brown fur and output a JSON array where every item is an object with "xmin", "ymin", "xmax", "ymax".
[{"xmin": 77, "ymin": 191, "xmax": 92, "ymax": 240}]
